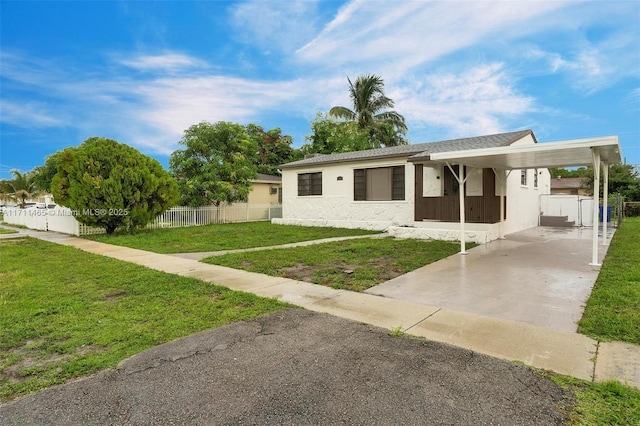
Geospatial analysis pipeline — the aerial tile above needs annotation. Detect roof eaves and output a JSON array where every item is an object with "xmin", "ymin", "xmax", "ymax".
[
  {"xmin": 280, "ymin": 129, "xmax": 535, "ymax": 169},
  {"xmin": 279, "ymin": 151, "xmax": 419, "ymax": 169}
]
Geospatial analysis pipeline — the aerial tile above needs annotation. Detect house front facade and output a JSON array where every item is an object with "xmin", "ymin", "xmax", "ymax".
[
  {"xmin": 274, "ymin": 130, "xmax": 551, "ymax": 243},
  {"xmin": 549, "ymin": 177, "xmax": 589, "ymax": 196},
  {"xmin": 247, "ymin": 173, "xmax": 282, "ymax": 205}
]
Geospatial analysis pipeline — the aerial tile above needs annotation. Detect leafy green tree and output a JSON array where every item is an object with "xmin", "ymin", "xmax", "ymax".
[
  {"xmin": 51, "ymin": 137, "xmax": 179, "ymax": 234},
  {"xmin": 302, "ymin": 112, "xmax": 372, "ymax": 155},
  {"xmin": 548, "ymin": 167, "xmax": 591, "ymax": 179},
  {"xmin": 586, "ymin": 164, "xmax": 640, "ymax": 201},
  {"xmin": 552, "ymin": 165, "xmax": 640, "ymax": 201},
  {"xmin": 170, "ymin": 121, "xmax": 258, "ymax": 207},
  {"xmin": 246, "ymin": 124, "xmax": 301, "ymax": 175},
  {"xmin": 329, "ymin": 74, "xmax": 408, "ymax": 148},
  {"xmin": 32, "ymin": 152, "xmax": 62, "ymax": 192}
]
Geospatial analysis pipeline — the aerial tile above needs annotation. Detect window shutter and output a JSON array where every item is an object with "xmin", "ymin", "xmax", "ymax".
[
  {"xmin": 354, "ymin": 169, "xmax": 366, "ymax": 200},
  {"xmin": 392, "ymin": 166, "xmax": 405, "ymax": 200}
]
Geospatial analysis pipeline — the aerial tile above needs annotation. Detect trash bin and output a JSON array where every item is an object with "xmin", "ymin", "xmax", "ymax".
[{"xmin": 599, "ymin": 204, "xmax": 612, "ymax": 222}]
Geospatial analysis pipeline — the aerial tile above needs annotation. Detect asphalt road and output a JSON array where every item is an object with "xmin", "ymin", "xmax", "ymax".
[{"xmin": 0, "ymin": 308, "xmax": 572, "ymax": 425}]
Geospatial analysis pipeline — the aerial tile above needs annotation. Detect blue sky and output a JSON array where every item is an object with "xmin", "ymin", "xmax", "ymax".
[{"xmin": 1, "ymin": 0, "xmax": 639, "ymax": 180}]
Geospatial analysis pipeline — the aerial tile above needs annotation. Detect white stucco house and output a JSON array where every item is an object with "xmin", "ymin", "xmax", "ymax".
[{"xmin": 274, "ymin": 130, "xmax": 552, "ymax": 244}]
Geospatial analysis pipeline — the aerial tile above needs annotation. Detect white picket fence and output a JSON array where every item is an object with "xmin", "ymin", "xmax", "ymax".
[{"xmin": 1, "ymin": 204, "xmax": 282, "ymax": 236}]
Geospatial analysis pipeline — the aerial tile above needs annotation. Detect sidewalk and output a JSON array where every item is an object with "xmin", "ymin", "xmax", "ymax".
[{"xmin": 3, "ymin": 226, "xmax": 639, "ymax": 388}]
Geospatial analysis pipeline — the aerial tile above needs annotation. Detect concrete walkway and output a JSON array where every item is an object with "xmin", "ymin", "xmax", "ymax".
[
  {"xmin": 2, "ymin": 225, "xmax": 639, "ymax": 389},
  {"xmin": 168, "ymin": 233, "xmax": 388, "ymax": 260}
]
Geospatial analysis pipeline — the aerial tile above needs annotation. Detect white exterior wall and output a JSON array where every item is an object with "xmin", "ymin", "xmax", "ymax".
[
  {"xmin": 500, "ymin": 135, "xmax": 551, "ymax": 236},
  {"xmin": 276, "ymin": 133, "xmax": 552, "ymax": 242},
  {"xmin": 275, "ymin": 158, "xmax": 414, "ymax": 231}
]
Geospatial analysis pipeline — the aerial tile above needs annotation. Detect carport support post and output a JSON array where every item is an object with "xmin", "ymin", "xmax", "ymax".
[
  {"xmin": 446, "ymin": 161, "xmax": 468, "ymax": 255},
  {"xmin": 460, "ymin": 164, "xmax": 466, "ymax": 254},
  {"xmin": 602, "ymin": 162, "xmax": 609, "ymax": 245},
  {"xmin": 590, "ymin": 148, "xmax": 601, "ymax": 266}
]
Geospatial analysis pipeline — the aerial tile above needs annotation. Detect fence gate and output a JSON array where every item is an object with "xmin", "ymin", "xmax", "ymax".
[{"xmin": 539, "ymin": 194, "xmax": 595, "ymax": 227}]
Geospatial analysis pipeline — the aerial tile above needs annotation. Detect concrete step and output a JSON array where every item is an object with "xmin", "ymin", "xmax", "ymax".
[{"xmin": 540, "ymin": 215, "xmax": 575, "ymax": 227}]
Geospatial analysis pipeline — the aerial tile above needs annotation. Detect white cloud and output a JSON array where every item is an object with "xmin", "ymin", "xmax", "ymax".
[
  {"xmin": 522, "ymin": 29, "xmax": 640, "ymax": 95},
  {"xmin": 297, "ymin": 1, "xmax": 565, "ymax": 71},
  {"xmin": 395, "ymin": 63, "xmax": 534, "ymax": 139},
  {"xmin": 2, "ymin": 0, "xmax": 638, "ymax": 163},
  {"xmin": 229, "ymin": 0, "xmax": 321, "ymax": 53},
  {"xmin": 116, "ymin": 52, "xmax": 207, "ymax": 72},
  {"xmin": 0, "ymin": 100, "xmax": 64, "ymax": 127}
]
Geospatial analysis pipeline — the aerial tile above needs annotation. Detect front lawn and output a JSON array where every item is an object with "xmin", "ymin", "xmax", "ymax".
[
  {"xmin": 202, "ymin": 237, "xmax": 465, "ymax": 292},
  {"xmin": 578, "ymin": 217, "xmax": 640, "ymax": 344},
  {"xmin": 546, "ymin": 373, "xmax": 640, "ymax": 425},
  {"xmin": 0, "ymin": 238, "xmax": 288, "ymax": 401},
  {"xmin": 0, "ymin": 227, "xmax": 18, "ymax": 234},
  {"xmin": 85, "ymin": 221, "xmax": 379, "ymax": 253}
]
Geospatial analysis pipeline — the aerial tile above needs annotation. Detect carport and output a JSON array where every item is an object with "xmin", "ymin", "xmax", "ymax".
[{"xmin": 429, "ymin": 136, "xmax": 622, "ymax": 266}]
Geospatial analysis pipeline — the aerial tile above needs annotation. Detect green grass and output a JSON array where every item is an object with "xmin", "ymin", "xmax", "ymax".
[
  {"xmin": 578, "ymin": 217, "xmax": 640, "ymax": 344},
  {"xmin": 85, "ymin": 221, "xmax": 379, "ymax": 253},
  {"xmin": 203, "ymin": 237, "xmax": 466, "ymax": 292},
  {"xmin": 0, "ymin": 227, "xmax": 18, "ymax": 234},
  {"xmin": 546, "ymin": 373, "xmax": 640, "ymax": 425},
  {"xmin": 0, "ymin": 238, "xmax": 288, "ymax": 402}
]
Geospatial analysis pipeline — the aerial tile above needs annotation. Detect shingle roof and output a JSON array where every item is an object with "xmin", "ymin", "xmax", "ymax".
[
  {"xmin": 550, "ymin": 177, "xmax": 586, "ymax": 189},
  {"xmin": 280, "ymin": 129, "xmax": 534, "ymax": 169},
  {"xmin": 254, "ymin": 173, "xmax": 282, "ymax": 182}
]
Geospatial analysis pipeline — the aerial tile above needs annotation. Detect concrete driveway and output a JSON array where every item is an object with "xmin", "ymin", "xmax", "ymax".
[
  {"xmin": 367, "ymin": 226, "xmax": 614, "ymax": 332},
  {"xmin": 0, "ymin": 309, "xmax": 570, "ymax": 425}
]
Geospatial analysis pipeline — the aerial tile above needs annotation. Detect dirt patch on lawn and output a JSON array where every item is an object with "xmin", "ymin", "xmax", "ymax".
[
  {"xmin": 281, "ymin": 263, "xmax": 362, "ymax": 283},
  {"xmin": 280, "ymin": 262, "xmax": 404, "ymax": 288},
  {"xmin": 1, "ymin": 342, "xmax": 106, "ymax": 384}
]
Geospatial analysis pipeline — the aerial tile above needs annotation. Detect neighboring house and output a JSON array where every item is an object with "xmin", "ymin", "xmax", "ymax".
[
  {"xmin": 248, "ymin": 173, "xmax": 282, "ymax": 205},
  {"xmin": 274, "ymin": 130, "xmax": 551, "ymax": 243},
  {"xmin": 550, "ymin": 177, "xmax": 589, "ymax": 195}
]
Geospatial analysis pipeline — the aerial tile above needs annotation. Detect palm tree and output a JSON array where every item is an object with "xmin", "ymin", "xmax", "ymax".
[
  {"xmin": 7, "ymin": 169, "xmax": 39, "ymax": 208},
  {"xmin": 329, "ymin": 74, "xmax": 408, "ymax": 147}
]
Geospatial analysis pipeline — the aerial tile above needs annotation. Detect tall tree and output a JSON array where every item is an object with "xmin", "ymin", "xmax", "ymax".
[
  {"xmin": 585, "ymin": 164, "xmax": 640, "ymax": 201},
  {"xmin": 329, "ymin": 74, "xmax": 408, "ymax": 148},
  {"xmin": 302, "ymin": 112, "xmax": 371, "ymax": 155},
  {"xmin": 51, "ymin": 137, "xmax": 178, "ymax": 234},
  {"xmin": 246, "ymin": 124, "xmax": 301, "ymax": 175},
  {"xmin": 170, "ymin": 121, "xmax": 258, "ymax": 207},
  {"xmin": 4, "ymin": 170, "xmax": 40, "ymax": 208},
  {"xmin": 551, "ymin": 165, "xmax": 640, "ymax": 201},
  {"xmin": 32, "ymin": 152, "xmax": 62, "ymax": 192}
]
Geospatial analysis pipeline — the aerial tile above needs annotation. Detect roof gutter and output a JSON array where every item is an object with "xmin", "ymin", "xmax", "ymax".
[{"xmin": 279, "ymin": 151, "xmax": 425, "ymax": 170}]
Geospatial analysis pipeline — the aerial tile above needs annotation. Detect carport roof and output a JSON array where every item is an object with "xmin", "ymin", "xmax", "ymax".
[{"xmin": 426, "ymin": 136, "xmax": 622, "ymax": 169}]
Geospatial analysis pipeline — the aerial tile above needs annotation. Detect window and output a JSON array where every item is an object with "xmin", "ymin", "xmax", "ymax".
[
  {"xmin": 298, "ymin": 172, "xmax": 322, "ymax": 196},
  {"xmin": 520, "ymin": 169, "xmax": 527, "ymax": 186},
  {"xmin": 354, "ymin": 166, "xmax": 405, "ymax": 201},
  {"xmin": 443, "ymin": 165, "xmax": 460, "ymax": 196},
  {"xmin": 533, "ymin": 169, "xmax": 539, "ymax": 188}
]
